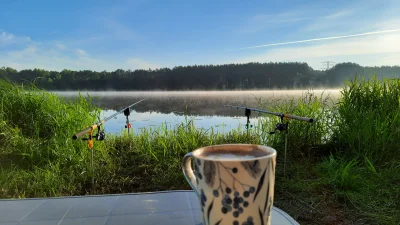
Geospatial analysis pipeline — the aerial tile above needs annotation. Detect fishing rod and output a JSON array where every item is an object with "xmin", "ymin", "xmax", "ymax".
[
  {"xmin": 72, "ymin": 98, "xmax": 147, "ymax": 194},
  {"xmin": 72, "ymin": 98, "xmax": 147, "ymax": 141},
  {"xmin": 225, "ymin": 104, "xmax": 314, "ymax": 177},
  {"xmin": 225, "ymin": 105, "xmax": 313, "ymax": 123},
  {"xmin": 225, "ymin": 104, "xmax": 313, "ymax": 134}
]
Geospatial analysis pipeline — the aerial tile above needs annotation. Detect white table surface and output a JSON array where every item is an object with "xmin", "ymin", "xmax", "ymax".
[{"xmin": 0, "ymin": 190, "xmax": 299, "ymax": 225}]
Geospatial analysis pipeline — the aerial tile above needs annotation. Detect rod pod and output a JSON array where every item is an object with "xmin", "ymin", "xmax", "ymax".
[
  {"xmin": 72, "ymin": 98, "xmax": 147, "ymax": 194},
  {"xmin": 225, "ymin": 104, "xmax": 313, "ymax": 177}
]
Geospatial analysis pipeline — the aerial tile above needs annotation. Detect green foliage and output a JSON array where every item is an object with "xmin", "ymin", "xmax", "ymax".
[
  {"xmin": 318, "ymin": 154, "xmax": 360, "ymax": 192},
  {"xmin": 365, "ymin": 156, "xmax": 377, "ymax": 174},
  {"xmin": 1, "ymin": 62, "xmax": 400, "ymax": 91},
  {"xmin": 1, "ymin": 76, "xmax": 400, "ymax": 224},
  {"xmin": 331, "ymin": 75, "xmax": 400, "ymax": 165},
  {"xmin": 314, "ymin": 155, "xmax": 400, "ymax": 225},
  {"xmin": 0, "ymin": 78, "xmax": 100, "ymax": 195},
  {"xmin": 254, "ymin": 88, "xmax": 333, "ymax": 161}
]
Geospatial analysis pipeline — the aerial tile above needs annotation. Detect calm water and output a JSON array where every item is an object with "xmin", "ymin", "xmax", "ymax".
[{"xmin": 55, "ymin": 90, "xmax": 341, "ymax": 135}]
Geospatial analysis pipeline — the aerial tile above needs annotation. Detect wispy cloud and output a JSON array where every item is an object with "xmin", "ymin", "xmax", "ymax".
[
  {"xmin": 323, "ymin": 9, "xmax": 353, "ymax": 19},
  {"xmin": 239, "ymin": 4, "xmax": 357, "ymax": 35},
  {"xmin": 0, "ymin": 32, "xmax": 15, "ymax": 46},
  {"xmin": 251, "ymin": 12, "xmax": 311, "ymax": 24},
  {"xmin": 229, "ymin": 29, "xmax": 400, "ymax": 51},
  {"xmin": 0, "ymin": 31, "xmax": 159, "ymax": 71},
  {"xmin": 374, "ymin": 19, "xmax": 400, "ymax": 30},
  {"xmin": 239, "ymin": 11, "xmax": 311, "ymax": 34},
  {"xmin": 76, "ymin": 49, "xmax": 88, "ymax": 57},
  {"xmin": 234, "ymin": 31, "xmax": 400, "ymax": 68},
  {"xmin": 0, "ymin": 31, "xmax": 32, "ymax": 47},
  {"xmin": 7, "ymin": 46, "xmax": 37, "ymax": 58},
  {"xmin": 210, "ymin": 4, "xmax": 400, "ymax": 68},
  {"xmin": 300, "ymin": 0, "xmax": 394, "ymax": 34},
  {"xmin": 302, "ymin": 8, "xmax": 356, "ymax": 33}
]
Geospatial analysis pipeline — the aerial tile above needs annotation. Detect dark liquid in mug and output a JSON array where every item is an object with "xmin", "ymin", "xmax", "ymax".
[{"xmin": 199, "ymin": 146, "xmax": 269, "ymax": 160}]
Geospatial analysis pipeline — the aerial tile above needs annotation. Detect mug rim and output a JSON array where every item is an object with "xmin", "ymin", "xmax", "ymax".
[{"xmin": 191, "ymin": 143, "xmax": 277, "ymax": 161}]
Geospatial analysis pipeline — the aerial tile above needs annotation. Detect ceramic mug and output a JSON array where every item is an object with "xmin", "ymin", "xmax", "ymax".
[{"xmin": 182, "ymin": 144, "xmax": 277, "ymax": 225}]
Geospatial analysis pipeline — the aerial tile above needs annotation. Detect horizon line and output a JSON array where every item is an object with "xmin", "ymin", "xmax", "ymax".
[{"xmin": 2, "ymin": 61, "xmax": 400, "ymax": 72}]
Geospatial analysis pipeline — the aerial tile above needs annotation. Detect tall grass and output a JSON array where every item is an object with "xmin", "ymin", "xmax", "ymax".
[
  {"xmin": 252, "ymin": 88, "xmax": 334, "ymax": 172},
  {"xmin": 332, "ymin": 75, "xmax": 400, "ymax": 165},
  {"xmin": 0, "ymin": 78, "xmax": 100, "ymax": 196}
]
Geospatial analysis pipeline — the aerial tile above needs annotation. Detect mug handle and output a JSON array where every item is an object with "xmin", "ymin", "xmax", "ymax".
[{"xmin": 182, "ymin": 152, "xmax": 198, "ymax": 196}]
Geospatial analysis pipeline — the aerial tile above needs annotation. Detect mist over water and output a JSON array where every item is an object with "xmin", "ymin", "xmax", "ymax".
[
  {"xmin": 56, "ymin": 89, "xmax": 341, "ymax": 134},
  {"xmin": 55, "ymin": 89, "xmax": 341, "ymax": 99}
]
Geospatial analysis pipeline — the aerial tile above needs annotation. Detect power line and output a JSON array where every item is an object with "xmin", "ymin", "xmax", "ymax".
[{"xmin": 321, "ymin": 61, "xmax": 336, "ymax": 70}]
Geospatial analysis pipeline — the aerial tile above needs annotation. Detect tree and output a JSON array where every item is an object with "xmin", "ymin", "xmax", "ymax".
[{"xmin": 1, "ymin": 62, "xmax": 400, "ymax": 90}]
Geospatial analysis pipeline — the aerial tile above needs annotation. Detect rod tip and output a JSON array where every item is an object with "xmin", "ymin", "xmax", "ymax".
[
  {"xmin": 309, "ymin": 118, "xmax": 314, "ymax": 123},
  {"xmin": 72, "ymin": 135, "xmax": 78, "ymax": 140}
]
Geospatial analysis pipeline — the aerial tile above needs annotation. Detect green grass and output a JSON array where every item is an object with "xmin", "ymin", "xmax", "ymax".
[
  {"xmin": 0, "ymin": 76, "xmax": 399, "ymax": 225},
  {"xmin": 332, "ymin": 76, "xmax": 400, "ymax": 165}
]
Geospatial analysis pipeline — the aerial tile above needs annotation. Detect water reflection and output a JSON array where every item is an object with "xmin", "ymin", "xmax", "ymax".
[
  {"xmin": 56, "ymin": 90, "xmax": 340, "ymax": 134},
  {"xmin": 56, "ymin": 89, "xmax": 340, "ymax": 116},
  {"xmin": 100, "ymin": 109, "xmax": 260, "ymax": 135}
]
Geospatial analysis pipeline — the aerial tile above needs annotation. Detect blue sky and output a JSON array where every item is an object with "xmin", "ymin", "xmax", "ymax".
[{"xmin": 1, "ymin": 0, "xmax": 400, "ymax": 71}]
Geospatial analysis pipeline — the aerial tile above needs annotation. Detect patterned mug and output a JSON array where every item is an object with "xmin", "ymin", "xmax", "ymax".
[{"xmin": 182, "ymin": 144, "xmax": 277, "ymax": 225}]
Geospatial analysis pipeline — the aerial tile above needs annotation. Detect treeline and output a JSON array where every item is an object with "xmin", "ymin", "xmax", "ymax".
[{"xmin": 1, "ymin": 62, "xmax": 400, "ymax": 90}]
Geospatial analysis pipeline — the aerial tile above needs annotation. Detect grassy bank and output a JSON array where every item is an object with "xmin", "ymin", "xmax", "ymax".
[{"xmin": 0, "ymin": 76, "xmax": 399, "ymax": 225}]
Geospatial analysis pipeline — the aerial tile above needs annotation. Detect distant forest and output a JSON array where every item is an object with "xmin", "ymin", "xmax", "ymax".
[{"xmin": 1, "ymin": 62, "xmax": 400, "ymax": 90}]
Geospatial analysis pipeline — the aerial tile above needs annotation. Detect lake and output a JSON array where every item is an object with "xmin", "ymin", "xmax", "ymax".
[{"xmin": 55, "ymin": 89, "xmax": 341, "ymax": 135}]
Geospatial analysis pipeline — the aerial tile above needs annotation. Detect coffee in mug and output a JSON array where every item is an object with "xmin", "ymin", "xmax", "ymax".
[{"xmin": 182, "ymin": 144, "xmax": 277, "ymax": 225}]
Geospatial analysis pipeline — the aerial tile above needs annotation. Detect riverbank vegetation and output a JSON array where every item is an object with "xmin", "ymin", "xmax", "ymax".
[
  {"xmin": 1, "ymin": 62, "xmax": 400, "ymax": 90},
  {"xmin": 0, "ymin": 76, "xmax": 399, "ymax": 224}
]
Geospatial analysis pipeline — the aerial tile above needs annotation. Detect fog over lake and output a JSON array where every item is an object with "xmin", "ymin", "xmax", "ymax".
[{"xmin": 55, "ymin": 89, "xmax": 341, "ymax": 134}]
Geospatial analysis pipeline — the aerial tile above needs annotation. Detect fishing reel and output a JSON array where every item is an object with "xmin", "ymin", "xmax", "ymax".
[
  {"xmin": 95, "ymin": 130, "xmax": 106, "ymax": 141},
  {"xmin": 82, "ymin": 125, "xmax": 106, "ymax": 141},
  {"xmin": 93, "ymin": 121, "xmax": 106, "ymax": 141},
  {"xmin": 269, "ymin": 115, "xmax": 288, "ymax": 134}
]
